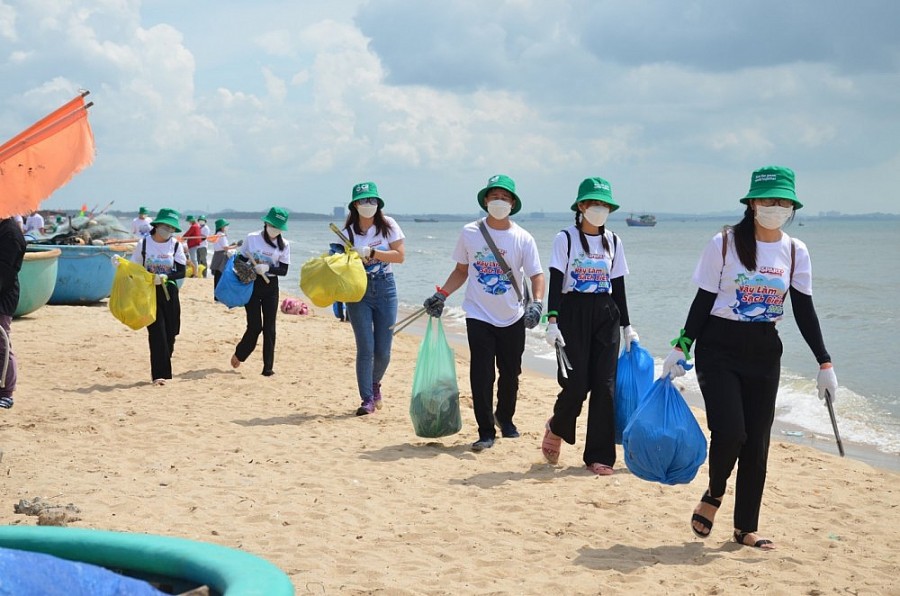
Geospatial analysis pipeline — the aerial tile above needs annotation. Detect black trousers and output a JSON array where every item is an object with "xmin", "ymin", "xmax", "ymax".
[
  {"xmin": 235, "ymin": 277, "xmax": 279, "ymax": 373},
  {"xmin": 695, "ymin": 316, "xmax": 782, "ymax": 533},
  {"xmin": 466, "ymin": 317, "xmax": 525, "ymax": 441},
  {"xmin": 550, "ymin": 292, "xmax": 620, "ymax": 466},
  {"xmin": 146, "ymin": 284, "xmax": 180, "ymax": 380}
]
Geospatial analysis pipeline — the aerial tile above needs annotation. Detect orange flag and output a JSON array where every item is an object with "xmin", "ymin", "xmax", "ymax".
[{"xmin": 0, "ymin": 93, "xmax": 95, "ymax": 218}]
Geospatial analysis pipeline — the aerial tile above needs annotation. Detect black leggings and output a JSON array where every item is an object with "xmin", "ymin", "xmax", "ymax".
[
  {"xmin": 235, "ymin": 278, "xmax": 279, "ymax": 373},
  {"xmin": 695, "ymin": 316, "xmax": 782, "ymax": 533}
]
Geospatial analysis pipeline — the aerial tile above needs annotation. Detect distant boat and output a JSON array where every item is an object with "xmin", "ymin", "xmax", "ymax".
[
  {"xmin": 414, "ymin": 218, "xmax": 438, "ymax": 223},
  {"xmin": 625, "ymin": 213, "xmax": 657, "ymax": 227}
]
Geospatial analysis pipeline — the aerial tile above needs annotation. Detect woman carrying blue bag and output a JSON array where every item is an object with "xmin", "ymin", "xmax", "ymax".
[
  {"xmin": 663, "ymin": 166, "xmax": 837, "ymax": 550},
  {"xmin": 541, "ymin": 177, "xmax": 639, "ymax": 475}
]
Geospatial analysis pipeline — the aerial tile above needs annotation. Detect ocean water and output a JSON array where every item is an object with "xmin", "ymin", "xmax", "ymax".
[{"xmin": 177, "ymin": 215, "xmax": 900, "ymax": 462}]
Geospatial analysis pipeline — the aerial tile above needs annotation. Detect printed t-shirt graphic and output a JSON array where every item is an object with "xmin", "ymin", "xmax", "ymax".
[
  {"xmin": 549, "ymin": 226, "xmax": 629, "ymax": 295},
  {"xmin": 345, "ymin": 216, "xmax": 405, "ymax": 276},
  {"xmin": 692, "ymin": 232, "xmax": 813, "ymax": 324},
  {"xmin": 129, "ymin": 238, "xmax": 186, "ymax": 274},
  {"xmin": 472, "ymin": 247, "xmax": 514, "ymax": 296}
]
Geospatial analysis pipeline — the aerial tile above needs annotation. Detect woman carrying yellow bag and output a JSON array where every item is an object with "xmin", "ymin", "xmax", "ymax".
[
  {"xmin": 343, "ymin": 182, "xmax": 405, "ymax": 416},
  {"xmin": 129, "ymin": 208, "xmax": 187, "ymax": 386}
]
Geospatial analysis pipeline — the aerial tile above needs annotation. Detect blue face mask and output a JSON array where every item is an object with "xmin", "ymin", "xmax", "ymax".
[{"xmin": 156, "ymin": 227, "xmax": 173, "ymax": 240}]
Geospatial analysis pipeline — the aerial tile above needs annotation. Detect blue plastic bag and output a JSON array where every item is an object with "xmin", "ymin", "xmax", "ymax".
[
  {"xmin": 622, "ymin": 377, "xmax": 707, "ymax": 485},
  {"xmin": 614, "ymin": 341, "xmax": 655, "ymax": 444},
  {"xmin": 214, "ymin": 255, "xmax": 253, "ymax": 308}
]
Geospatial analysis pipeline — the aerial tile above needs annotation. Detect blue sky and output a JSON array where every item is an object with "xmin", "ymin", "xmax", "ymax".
[{"xmin": 2, "ymin": 0, "xmax": 898, "ymax": 216}]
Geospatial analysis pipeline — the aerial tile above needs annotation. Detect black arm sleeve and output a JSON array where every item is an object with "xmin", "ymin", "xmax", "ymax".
[
  {"xmin": 610, "ymin": 276, "xmax": 630, "ymax": 327},
  {"xmin": 681, "ymin": 289, "xmax": 717, "ymax": 349},
  {"xmin": 790, "ymin": 287, "xmax": 831, "ymax": 364},
  {"xmin": 547, "ymin": 267, "xmax": 564, "ymax": 315},
  {"xmin": 269, "ymin": 262, "xmax": 289, "ymax": 277},
  {"xmin": 168, "ymin": 261, "xmax": 186, "ymax": 281}
]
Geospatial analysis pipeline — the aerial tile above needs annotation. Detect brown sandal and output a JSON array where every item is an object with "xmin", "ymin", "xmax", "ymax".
[
  {"xmin": 541, "ymin": 419, "xmax": 561, "ymax": 464},
  {"xmin": 230, "ymin": 354, "xmax": 241, "ymax": 369}
]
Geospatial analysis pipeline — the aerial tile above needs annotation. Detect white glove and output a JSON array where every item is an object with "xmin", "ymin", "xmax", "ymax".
[
  {"xmin": 545, "ymin": 323, "xmax": 565, "ymax": 348},
  {"xmin": 359, "ymin": 246, "xmax": 373, "ymax": 259},
  {"xmin": 254, "ymin": 263, "xmax": 269, "ymax": 276},
  {"xmin": 817, "ymin": 366, "xmax": 838, "ymax": 402},
  {"xmin": 662, "ymin": 348, "xmax": 688, "ymax": 379},
  {"xmin": 623, "ymin": 325, "xmax": 639, "ymax": 352},
  {"xmin": 153, "ymin": 274, "xmax": 167, "ymax": 286}
]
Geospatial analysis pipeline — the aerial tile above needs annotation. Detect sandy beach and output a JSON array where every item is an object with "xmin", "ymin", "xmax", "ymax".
[{"xmin": 1, "ymin": 279, "xmax": 898, "ymax": 594}]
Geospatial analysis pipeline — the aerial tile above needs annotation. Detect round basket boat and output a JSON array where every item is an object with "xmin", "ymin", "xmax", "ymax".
[
  {"xmin": 0, "ymin": 525, "xmax": 294, "ymax": 595},
  {"xmin": 14, "ymin": 247, "xmax": 61, "ymax": 317},
  {"xmin": 45, "ymin": 244, "xmax": 133, "ymax": 305}
]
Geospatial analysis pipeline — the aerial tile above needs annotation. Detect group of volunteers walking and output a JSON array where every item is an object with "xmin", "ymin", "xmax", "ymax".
[
  {"xmin": 36, "ymin": 163, "xmax": 835, "ymax": 553},
  {"xmin": 423, "ymin": 166, "xmax": 837, "ymax": 552}
]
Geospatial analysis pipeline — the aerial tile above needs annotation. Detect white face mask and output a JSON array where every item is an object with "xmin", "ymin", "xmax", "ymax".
[
  {"xmin": 583, "ymin": 205, "xmax": 610, "ymax": 227},
  {"xmin": 156, "ymin": 227, "xmax": 172, "ymax": 240},
  {"xmin": 265, "ymin": 224, "xmax": 282, "ymax": 238},
  {"xmin": 487, "ymin": 200, "xmax": 512, "ymax": 220},
  {"xmin": 755, "ymin": 205, "xmax": 793, "ymax": 230},
  {"xmin": 356, "ymin": 203, "xmax": 378, "ymax": 219}
]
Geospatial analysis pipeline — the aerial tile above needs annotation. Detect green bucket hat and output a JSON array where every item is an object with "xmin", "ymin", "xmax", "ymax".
[
  {"xmin": 477, "ymin": 174, "xmax": 521, "ymax": 216},
  {"xmin": 214, "ymin": 218, "xmax": 230, "ymax": 231},
  {"xmin": 570, "ymin": 177, "xmax": 620, "ymax": 212},
  {"xmin": 197, "ymin": 215, "xmax": 207, "ymax": 223},
  {"xmin": 138, "ymin": 206, "xmax": 149, "ymax": 215},
  {"xmin": 151, "ymin": 208, "xmax": 182, "ymax": 233},
  {"xmin": 741, "ymin": 165, "xmax": 803, "ymax": 209},
  {"xmin": 262, "ymin": 206, "xmax": 289, "ymax": 231},
  {"xmin": 186, "ymin": 214, "xmax": 196, "ymax": 222},
  {"xmin": 350, "ymin": 181, "xmax": 385, "ymax": 209}
]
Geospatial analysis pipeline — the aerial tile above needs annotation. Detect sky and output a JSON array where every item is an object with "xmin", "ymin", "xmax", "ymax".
[{"xmin": 2, "ymin": 0, "xmax": 899, "ymax": 216}]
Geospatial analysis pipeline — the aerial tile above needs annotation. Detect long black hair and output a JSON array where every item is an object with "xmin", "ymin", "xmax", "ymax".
[
  {"xmin": 262, "ymin": 225, "xmax": 285, "ymax": 251},
  {"xmin": 725, "ymin": 204, "xmax": 795, "ymax": 271},
  {"xmin": 574, "ymin": 212, "xmax": 611, "ymax": 256},
  {"xmin": 344, "ymin": 204, "xmax": 394, "ymax": 239}
]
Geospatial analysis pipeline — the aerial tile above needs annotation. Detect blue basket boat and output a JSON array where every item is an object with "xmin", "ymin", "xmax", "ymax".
[{"xmin": 44, "ymin": 244, "xmax": 133, "ymax": 305}]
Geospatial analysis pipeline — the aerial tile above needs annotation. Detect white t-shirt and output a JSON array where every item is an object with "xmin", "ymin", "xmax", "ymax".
[
  {"xmin": 344, "ymin": 216, "xmax": 405, "ymax": 276},
  {"xmin": 131, "ymin": 216, "xmax": 152, "ymax": 237},
  {"xmin": 198, "ymin": 224, "xmax": 211, "ymax": 248},
  {"xmin": 240, "ymin": 231, "xmax": 291, "ymax": 267},
  {"xmin": 549, "ymin": 226, "xmax": 629, "ymax": 294},
  {"xmin": 452, "ymin": 219, "xmax": 543, "ymax": 327},
  {"xmin": 692, "ymin": 231, "xmax": 812, "ymax": 323},
  {"xmin": 213, "ymin": 233, "xmax": 230, "ymax": 252},
  {"xmin": 24, "ymin": 213, "xmax": 44, "ymax": 234},
  {"xmin": 130, "ymin": 236, "xmax": 187, "ymax": 275}
]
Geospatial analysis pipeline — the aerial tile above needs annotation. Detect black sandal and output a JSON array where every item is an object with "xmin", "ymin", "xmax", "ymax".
[
  {"xmin": 691, "ymin": 491, "xmax": 722, "ymax": 538},
  {"xmin": 733, "ymin": 530, "xmax": 774, "ymax": 549}
]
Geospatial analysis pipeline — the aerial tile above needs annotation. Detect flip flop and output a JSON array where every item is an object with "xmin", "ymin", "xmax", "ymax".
[{"xmin": 541, "ymin": 418, "xmax": 561, "ymax": 464}]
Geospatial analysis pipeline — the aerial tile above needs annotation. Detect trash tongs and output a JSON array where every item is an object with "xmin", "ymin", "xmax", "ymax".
[
  {"xmin": 390, "ymin": 307, "xmax": 427, "ymax": 336},
  {"xmin": 556, "ymin": 341, "xmax": 573, "ymax": 379}
]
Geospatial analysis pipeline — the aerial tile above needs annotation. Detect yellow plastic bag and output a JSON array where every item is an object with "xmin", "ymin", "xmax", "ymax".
[
  {"xmin": 109, "ymin": 256, "xmax": 157, "ymax": 330},
  {"xmin": 300, "ymin": 251, "xmax": 367, "ymax": 307}
]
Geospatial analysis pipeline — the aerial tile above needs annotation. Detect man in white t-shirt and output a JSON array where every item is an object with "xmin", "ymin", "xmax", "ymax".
[
  {"xmin": 23, "ymin": 211, "xmax": 44, "ymax": 238},
  {"xmin": 423, "ymin": 174, "xmax": 545, "ymax": 452},
  {"xmin": 131, "ymin": 206, "xmax": 152, "ymax": 237}
]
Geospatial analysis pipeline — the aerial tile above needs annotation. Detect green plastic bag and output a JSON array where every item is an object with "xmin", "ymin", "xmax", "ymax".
[{"xmin": 409, "ymin": 318, "xmax": 463, "ymax": 438}]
